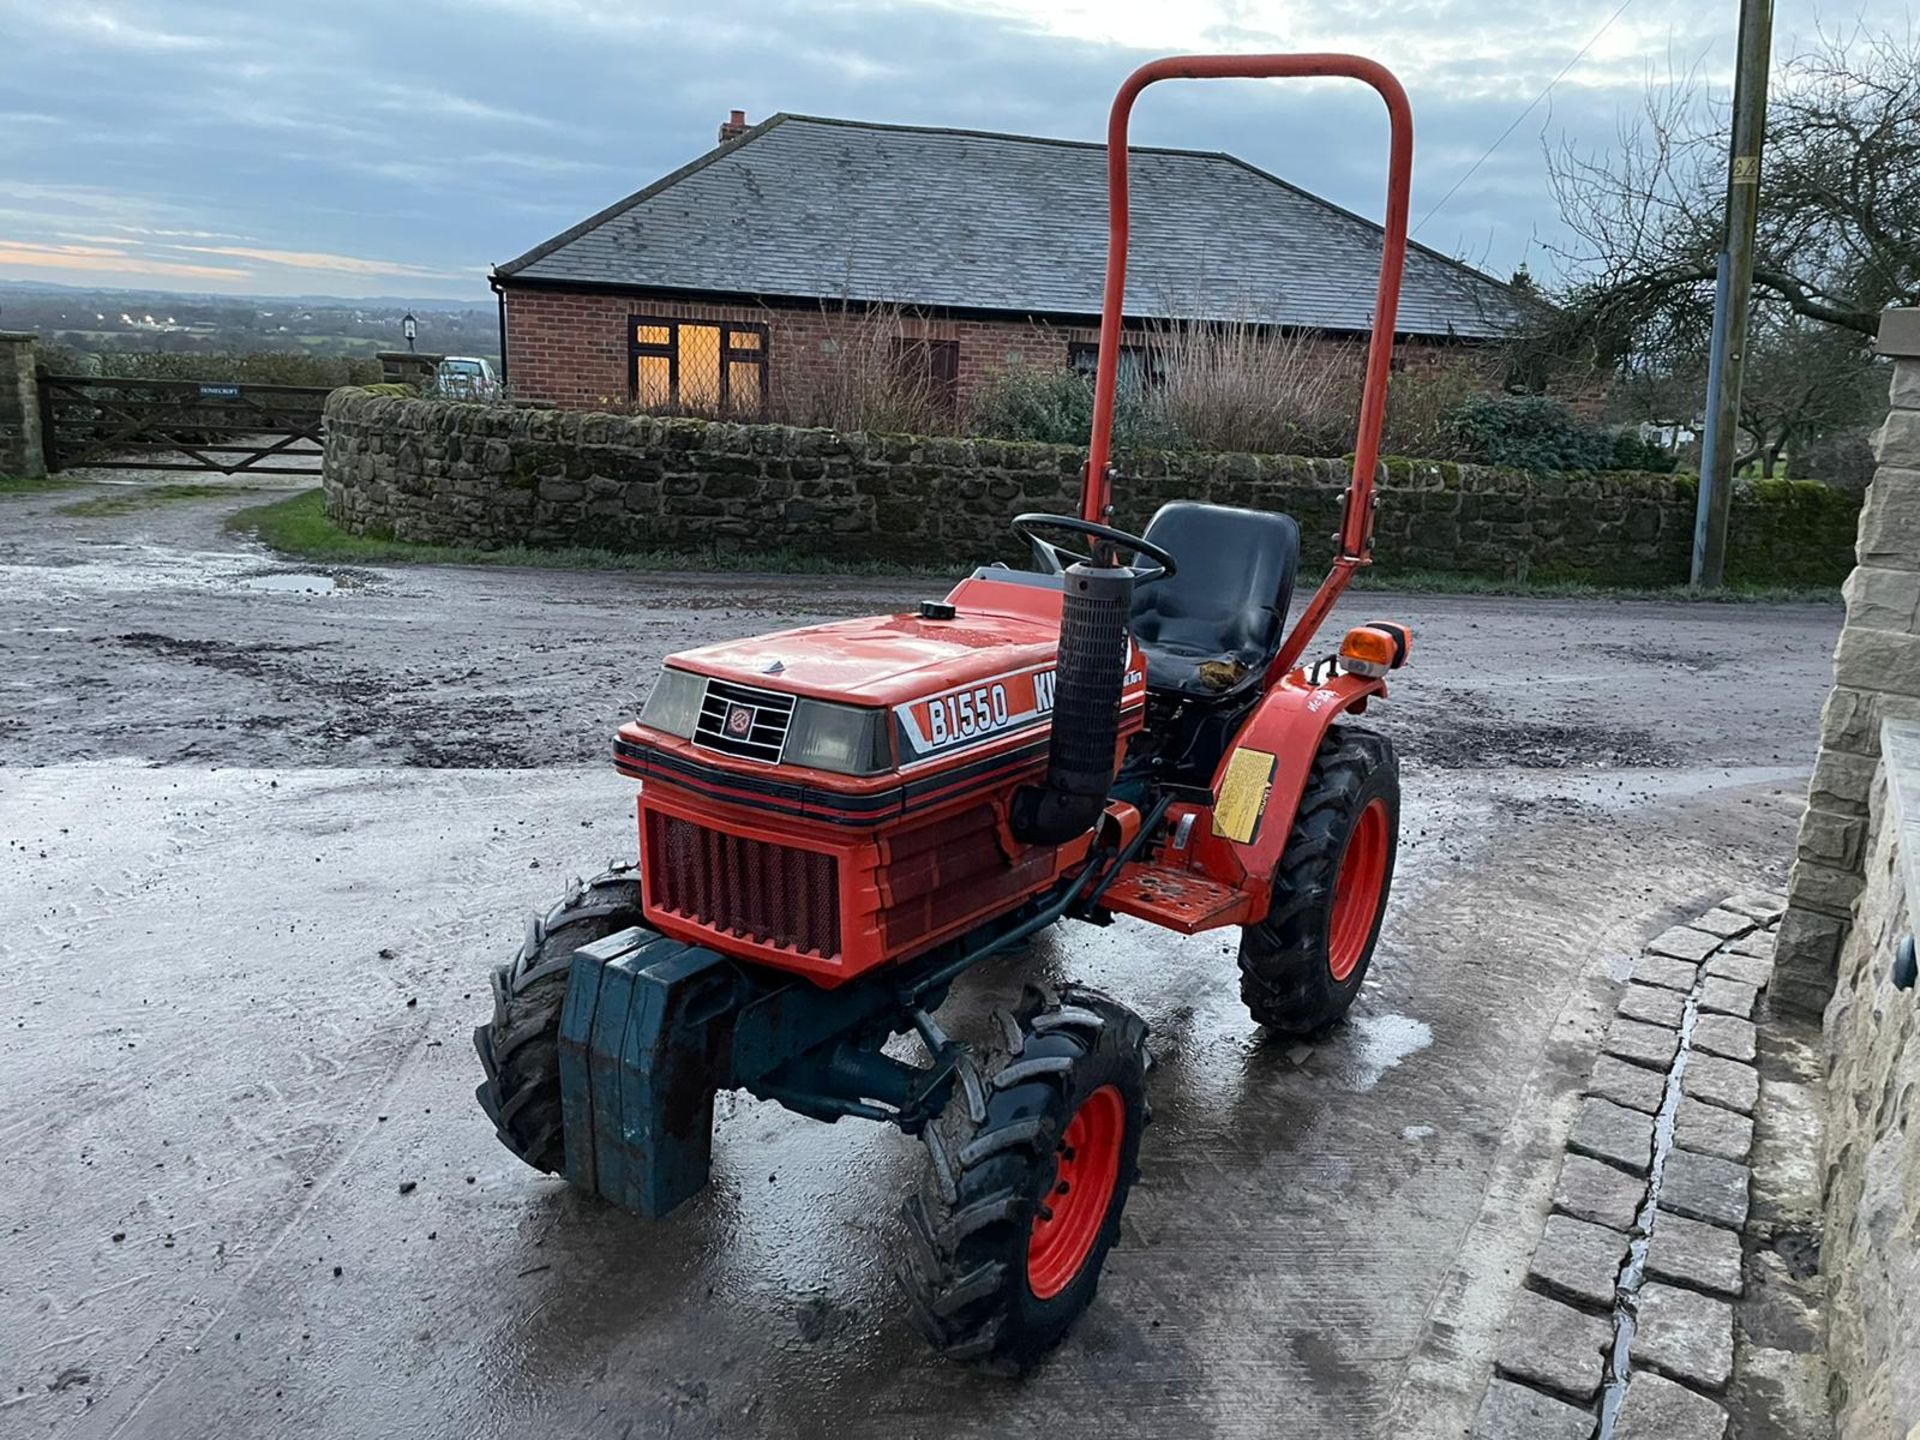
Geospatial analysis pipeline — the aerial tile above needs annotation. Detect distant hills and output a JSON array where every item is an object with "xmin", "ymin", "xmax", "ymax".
[
  {"xmin": 5, "ymin": 281, "xmax": 499, "ymax": 364},
  {"xmin": 0, "ymin": 277, "xmax": 492, "ymax": 311}
]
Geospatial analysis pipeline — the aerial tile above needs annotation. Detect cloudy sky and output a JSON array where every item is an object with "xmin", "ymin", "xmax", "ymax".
[{"xmin": 0, "ymin": 0, "xmax": 1910, "ymax": 300}]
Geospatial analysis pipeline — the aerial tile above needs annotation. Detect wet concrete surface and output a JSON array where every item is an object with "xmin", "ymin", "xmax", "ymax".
[{"xmin": 0, "ymin": 479, "xmax": 1842, "ymax": 1438}]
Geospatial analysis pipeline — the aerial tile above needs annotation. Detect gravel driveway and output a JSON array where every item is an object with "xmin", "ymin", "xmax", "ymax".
[{"xmin": 0, "ymin": 477, "xmax": 1841, "ymax": 1439}]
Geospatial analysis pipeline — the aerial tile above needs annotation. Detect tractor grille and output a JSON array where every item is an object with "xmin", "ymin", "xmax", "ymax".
[
  {"xmin": 692, "ymin": 679, "xmax": 795, "ymax": 764},
  {"xmin": 645, "ymin": 810, "xmax": 841, "ymax": 959}
]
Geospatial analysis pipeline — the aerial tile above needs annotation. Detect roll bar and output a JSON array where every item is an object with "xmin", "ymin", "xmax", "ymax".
[{"xmin": 1082, "ymin": 54, "xmax": 1414, "ymax": 681}]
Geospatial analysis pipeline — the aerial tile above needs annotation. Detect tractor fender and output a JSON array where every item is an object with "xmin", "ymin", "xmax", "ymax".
[{"xmin": 1190, "ymin": 669, "xmax": 1386, "ymax": 925}]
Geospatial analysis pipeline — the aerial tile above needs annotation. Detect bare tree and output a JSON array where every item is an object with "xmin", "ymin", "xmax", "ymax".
[
  {"xmin": 1538, "ymin": 29, "xmax": 1918, "ymax": 369},
  {"xmin": 1732, "ymin": 310, "xmax": 1888, "ymax": 474}
]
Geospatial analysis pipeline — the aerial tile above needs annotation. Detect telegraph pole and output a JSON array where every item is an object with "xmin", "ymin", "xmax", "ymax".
[{"xmin": 1692, "ymin": 0, "xmax": 1775, "ymax": 587}]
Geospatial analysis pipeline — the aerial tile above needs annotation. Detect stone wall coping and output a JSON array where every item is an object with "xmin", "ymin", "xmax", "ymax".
[
  {"xmin": 1883, "ymin": 715, "xmax": 1920, "ymax": 922},
  {"xmin": 0, "ymin": 331, "xmax": 37, "ymax": 343},
  {"xmin": 1876, "ymin": 307, "xmax": 1920, "ymax": 360},
  {"xmin": 318, "ymin": 386, "xmax": 1860, "ymax": 586},
  {"xmin": 319, "ymin": 386, "xmax": 1714, "ymax": 494}
]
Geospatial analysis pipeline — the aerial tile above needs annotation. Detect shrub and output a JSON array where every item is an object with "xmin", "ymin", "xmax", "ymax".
[
  {"xmin": 1444, "ymin": 394, "xmax": 1675, "ymax": 473},
  {"xmin": 1605, "ymin": 428, "xmax": 1680, "ymax": 474},
  {"xmin": 1380, "ymin": 362, "xmax": 1487, "ymax": 459},
  {"xmin": 1144, "ymin": 320, "xmax": 1354, "ymax": 457},
  {"xmin": 968, "ymin": 323, "xmax": 1353, "ymax": 456},
  {"xmin": 769, "ymin": 304, "xmax": 955, "ymax": 435},
  {"xmin": 965, "ymin": 363, "xmax": 1182, "ymax": 451},
  {"xmin": 967, "ymin": 363, "xmax": 1096, "ymax": 445}
]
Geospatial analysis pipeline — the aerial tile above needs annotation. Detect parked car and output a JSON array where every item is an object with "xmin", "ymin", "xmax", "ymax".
[{"xmin": 435, "ymin": 356, "xmax": 499, "ymax": 399}]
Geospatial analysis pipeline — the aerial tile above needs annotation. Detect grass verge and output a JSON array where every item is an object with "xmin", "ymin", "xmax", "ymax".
[
  {"xmin": 229, "ymin": 489, "xmax": 1842, "ymax": 603},
  {"xmin": 0, "ymin": 474, "xmax": 79, "ymax": 495},
  {"xmin": 57, "ymin": 483, "xmax": 265, "ymax": 517},
  {"xmin": 1348, "ymin": 567, "xmax": 1840, "ymax": 604},
  {"xmin": 224, "ymin": 489, "xmax": 938, "ymax": 576}
]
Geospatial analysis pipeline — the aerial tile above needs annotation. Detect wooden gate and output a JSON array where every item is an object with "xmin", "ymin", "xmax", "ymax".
[{"xmin": 36, "ymin": 372, "xmax": 332, "ymax": 475}]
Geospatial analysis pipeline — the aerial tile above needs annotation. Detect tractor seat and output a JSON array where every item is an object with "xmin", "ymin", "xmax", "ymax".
[{"xmin": 1128, "ymin": 501, "xmax": 1300, "ymax": 699}]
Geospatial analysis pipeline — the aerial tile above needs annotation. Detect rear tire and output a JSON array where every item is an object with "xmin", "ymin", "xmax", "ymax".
[
  {"xmin": 898, "ymin": 985, "xmax": 1151, "ymax": 1373},
  {"xmin": 1238, "ymin": 724, "xmax": 1399, "ymax": 1038},
  {"xmin": 474, "ymin": 867, "xmax": 645, "ymax": 1173}
]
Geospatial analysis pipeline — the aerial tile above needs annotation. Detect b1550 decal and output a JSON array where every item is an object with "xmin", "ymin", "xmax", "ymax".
[
  {"xmin": 893, "ymin": 659, "xmax": 1147, "ymax": 764},
  {"xmin": 896, "ymin": 666, "xmax": 1056, "ymax": 761}
]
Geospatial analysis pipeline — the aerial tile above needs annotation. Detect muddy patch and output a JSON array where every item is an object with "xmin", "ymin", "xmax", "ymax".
[
  {"xmin": 108, "ymin": 631, "xmax": 540, "ymax": 768},
  {"xmin": 1402, "ymin": 688, "xmax": 1681, "ymax": 770},
  {"xmin": 1585, "ymin": 642, "xmax": 1732, "ymax": 674},
  {"xmin": 114, "ymin": 632, "xmax": 329, "ymax": 680},
  {"xmin": 1406, "ymin": 716, "xmax": 1681, "ymax": 770}
]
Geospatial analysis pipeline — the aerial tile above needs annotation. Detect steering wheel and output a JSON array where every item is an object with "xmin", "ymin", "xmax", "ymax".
[{"xmin": 1011, "ymin": 513, "xmax": 1179, "ymax": 585}]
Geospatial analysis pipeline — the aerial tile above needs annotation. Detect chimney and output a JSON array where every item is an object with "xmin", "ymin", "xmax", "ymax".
[{"xmin": 718, "ymin": 109, "xmax": 748, "ymax": 143}]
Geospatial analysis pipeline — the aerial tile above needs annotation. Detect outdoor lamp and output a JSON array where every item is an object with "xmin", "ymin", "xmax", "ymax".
[{"xmin": 403, "ymin": 312, "xmax": 417, "ymax": 351}]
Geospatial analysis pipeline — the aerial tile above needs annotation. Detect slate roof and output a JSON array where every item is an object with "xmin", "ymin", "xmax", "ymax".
[{"xmin": 497, "ymin": 114, "xmax": 1522, "ymax": 340}]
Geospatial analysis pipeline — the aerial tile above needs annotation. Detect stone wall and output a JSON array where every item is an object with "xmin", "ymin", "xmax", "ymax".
[
  {"xmin": 320, "ymin": 387, "xmax": 1859, "ymax": 585},
  {"xmin": 0, "ymin": 331, "xmax": 46, "ymax": 478},
  {"xmin": 1818, "ymin": 718, "xmax": 1920, "ymax": 1439},
  {"xmin": 1777, "ymin": 310, "xmax": 1920, "ymax": 1014}
]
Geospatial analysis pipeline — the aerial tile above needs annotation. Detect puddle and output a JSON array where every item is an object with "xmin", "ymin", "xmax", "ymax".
[
  {"xmin": 1330, "ymin": 1013, "xmax": 1434, "ymax": 1092},
  {"xmin": 239, "ymin": 572, "xmax": 338, "ymax": 594}
]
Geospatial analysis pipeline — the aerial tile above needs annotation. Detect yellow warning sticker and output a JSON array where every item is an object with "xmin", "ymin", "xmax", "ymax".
[{"xmin": 1212, "ymin": 747, "xmax": 1277, "ymax": 844}]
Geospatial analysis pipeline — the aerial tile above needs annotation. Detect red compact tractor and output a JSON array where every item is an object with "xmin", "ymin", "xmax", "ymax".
[{"xmin": 476, "ymin": 53, "xmax": 1416, "ymax": 1371}]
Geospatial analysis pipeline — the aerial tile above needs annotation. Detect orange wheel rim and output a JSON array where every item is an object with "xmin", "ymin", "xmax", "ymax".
[
  {"xmin": 1026, "ymin": 1084, "xmax": 1125, "ymax": 1300},
  {"xmin": 1328, "ymin": 798, "xmax": 1389, "ymax": 982}
]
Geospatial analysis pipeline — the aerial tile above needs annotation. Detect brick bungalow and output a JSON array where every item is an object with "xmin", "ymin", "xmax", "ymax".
[{"xmin": 491, "ymin": 110, "xmax": 1528, "ymax": 415}]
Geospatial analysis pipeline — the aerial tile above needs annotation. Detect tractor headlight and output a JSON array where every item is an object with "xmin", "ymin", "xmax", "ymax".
[
  {"xmin": 639, "ymin": 666, "xmax": 705, "ymax": 737},
  {"xmin": 784, "ymin": 700, "xmax": 892, "ymax": 776}
]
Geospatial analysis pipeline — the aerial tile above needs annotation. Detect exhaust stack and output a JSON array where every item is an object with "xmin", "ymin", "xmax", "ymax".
[{"xmin": 1011, "ymin": 562, "xmax": 1132, "ymax": 845}]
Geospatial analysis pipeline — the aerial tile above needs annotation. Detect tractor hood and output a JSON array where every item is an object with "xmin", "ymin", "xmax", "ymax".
[{"xmin": 669, "ymin": 609, "xmax": 1059, "ymax": 708}]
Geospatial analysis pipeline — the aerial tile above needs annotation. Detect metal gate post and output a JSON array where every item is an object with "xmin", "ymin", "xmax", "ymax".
[{"xmin": 34, "ymin": 364, "xmax": 58, "ymax": 474}]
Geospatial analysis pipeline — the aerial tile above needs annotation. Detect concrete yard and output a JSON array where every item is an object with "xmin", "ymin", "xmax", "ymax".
[{"xmin": 0, "ymin": 478, "xmax": 1842, "ymax": 1439}]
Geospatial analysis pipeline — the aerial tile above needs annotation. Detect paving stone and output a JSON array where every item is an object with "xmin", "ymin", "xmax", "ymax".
[
  {"xmin": 1631, "ymin": 1281, "xmax": 1734, "ymax": 1391},
  {"xmin": 1686, "ymin": 907, "xmax": 1756, "ymax": 939},
  {"xmin": 1470, "ymin": 1378, "xmax": 1598, "ymax": 1440},
  {"xmin": 1723, "ymin": 932, "xmax": 1774, "ymax": 959},
  {"xmin": 1660, "ymin": 1150, "xmax": 1750, "ymax": 1228},
  {"xmin": 1647, "ymin": 926, "xmax": 1721, "ymax": 963},
  {"xmin": 1570, "ymin": 1098, "xmax": 1655, "ymax": 1175},
  {"xmin": 1672, "ymin": 1097, "xmax": 1754, "ymax": 1163},
  {"xmin": 1645, "ymin": 1209, "xmax": 1744, "ymax": 1297},
  {"xmin": 1630, "ymin": 953, "xmax": 1700, "ymax": 992},
  {"xmin": 1682, "ymin": 1054, "xmax": 1759, "ymax": 1115},
  {"xmin": 1496, "ymin": 1290, "xmax": 1613, "ymax": 1403},
  {"xmin": 1587, "ymin": 1054, "xmax": 1669, "ymax": 1114},
  {"xmin": 1697, "ymin": 977, "xmax": 1758, "ymax": 1020},
  {"xmin": 1703, "ymin": 952, "xmax": 1771, "ymax": 989},
  {"xmin": 1604, "ymin": 1016, "xmax": 1681, "ymax": 1070},
  {"xmin": 1554, "ymin": 1153, "xmax": 1649, "ymax": 1232},
  {"xmin": 1717, "ymin": 891, "xmax": 1787, "ymax": 924},
  {"xmin": 1530, "ymin": 1213, "xmax": 1632, "ymax": 1308},
  {"xmin": 1613, "ymin": 1370, "xmax": 1729, "ymax": 1439},
  {"xmin": 1617, "ymin": 983, "xmax": 1685, "ymax": 1028},
  {"xmin": 1689, "ymin": 1014, "xmax": 1757, "ymax": 1063}
]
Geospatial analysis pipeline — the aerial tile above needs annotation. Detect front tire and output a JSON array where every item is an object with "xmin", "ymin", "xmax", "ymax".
[
  {"xmin": 1238, "ymin": 724, "xmax": 1399, "ymax": 1038},
  {"xmin": 898, "ymin": 985, "xmax": 1151, "ymax": 1373},
  {"xmin": 474, "ymin": 867, "xmax": 645, "ymax": 1173}
]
